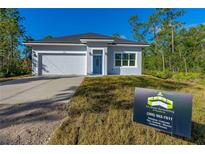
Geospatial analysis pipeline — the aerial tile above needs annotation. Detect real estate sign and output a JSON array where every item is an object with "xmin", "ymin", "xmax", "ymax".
[{"xmin": 133, "ymin": 88, "xmax": 192, "ymax": 138}]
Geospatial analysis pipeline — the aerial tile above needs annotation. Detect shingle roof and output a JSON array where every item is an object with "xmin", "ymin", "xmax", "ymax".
[{"xmin": 28, "ymin": 32, "xmax": 148, "ymax": 45}]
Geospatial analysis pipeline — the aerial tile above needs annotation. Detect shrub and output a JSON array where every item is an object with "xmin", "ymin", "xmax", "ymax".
[
  {"xmin": 172, "ymin": 72, "xmax": 204, "ymax": 81},
  {"xmin": 0, "ymin": 58, "xmax": 31, "ymax": 77},
  {"xmin": 144, "ymin": 70, "xmax": 205, "ymax": 81},
  {"xmin": 144, "ymin": 70, "xmax": 172, "ymax": 79}
]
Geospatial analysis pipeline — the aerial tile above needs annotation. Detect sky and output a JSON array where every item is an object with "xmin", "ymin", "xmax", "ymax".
[{"xmin": 19, "ymin": 8, "xmax": 205, "ymax": 41}]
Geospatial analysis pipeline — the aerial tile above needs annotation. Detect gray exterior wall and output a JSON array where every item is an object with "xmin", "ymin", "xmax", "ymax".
[
  {"xmin": 32, "ymin": 45, "xmax": 87, "ymax": 51},
  {"xmin": 31, "ymin": 44, "xmax": 142, "ymax": 76},
  {"xmin": 32, "ymin": 49, "xmax": 38, "ymax": 75},
  {"xmin": 107, "ymin": 46, "xmax": 142, "ymax": 75}
]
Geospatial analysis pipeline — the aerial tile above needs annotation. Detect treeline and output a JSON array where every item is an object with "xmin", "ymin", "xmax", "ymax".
[
  {"xmin": 129, "ymin": 9, "xmax": 205, "ymax": 77},
  {"xmin": 1, "ymin": 9, "xmax": 205, "ymax": 78},
  {"xmin": 0, "ymin": 9, "xmax": 54, "ymax": 77},
  {"xmin": 0, "ymin": 9, "xmax": 32, "ymax": 77}
]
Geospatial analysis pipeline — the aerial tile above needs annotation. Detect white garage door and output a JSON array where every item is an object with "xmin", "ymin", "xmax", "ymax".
[{"xmin": 41, "ymin": 53, "xmax": 86, "ymax": 75}]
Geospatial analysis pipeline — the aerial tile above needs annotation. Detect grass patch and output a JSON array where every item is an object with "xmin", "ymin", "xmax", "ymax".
[
  {"xmin": 49, "ymin": 75, "xmax": 205, "ymax": 145},
  {"xmin": 0, "ymin": 74, "xmax": 31, "ymax": 83}
]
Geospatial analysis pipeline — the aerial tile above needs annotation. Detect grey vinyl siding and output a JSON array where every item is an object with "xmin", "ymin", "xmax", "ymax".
[{"xmin": 107, "ymin": 46, "xmax": 142, "ymax": 75}]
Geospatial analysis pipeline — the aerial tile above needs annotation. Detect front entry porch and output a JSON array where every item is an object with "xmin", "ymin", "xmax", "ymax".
[{"xmin": 91, "ymin": 48, "xmax": 105, "ymax": 75}]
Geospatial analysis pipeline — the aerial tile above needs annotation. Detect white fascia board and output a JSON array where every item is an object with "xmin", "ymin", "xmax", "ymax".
[
  {"xmin": 80, "ymin": 39, "xmax": 114, "ymax": 43},
  {"xmin": 109, "ymin": 44, "xmax": 149, "ymax": 47},
  {"xmin": 34, "ymin": 50, "xmax": 87, "ymax": 54},
  {"xmin": 23, "ymin": 43, "xmax": 86, "ymax": 46}
]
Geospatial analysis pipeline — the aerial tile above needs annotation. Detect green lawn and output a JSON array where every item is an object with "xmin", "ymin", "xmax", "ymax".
[{"xmin": 49, "ymin": 75, "xmax": 205, "ymax": 145}]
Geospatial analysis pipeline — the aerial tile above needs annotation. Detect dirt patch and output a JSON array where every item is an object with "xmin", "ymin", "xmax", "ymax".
[{"xmin": 0, "ymin": 102, "xmax": 67, "ymax": 145}]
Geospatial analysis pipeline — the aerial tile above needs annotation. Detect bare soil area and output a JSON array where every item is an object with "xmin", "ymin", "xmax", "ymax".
[{"xmin": 0, "ymin": 102, "xmax": 67, "ymax": 144}]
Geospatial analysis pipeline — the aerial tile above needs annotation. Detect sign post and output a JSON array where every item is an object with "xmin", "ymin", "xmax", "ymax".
[{"xmin": 133, "ymin": 88, "xmax": 192, "ymax": 138}]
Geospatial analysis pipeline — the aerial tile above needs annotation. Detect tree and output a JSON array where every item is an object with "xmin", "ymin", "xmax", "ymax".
[
  {"xmin": 149, "ymin": 9, "xmax": 185, "ymax": 72},
  {"xmin": 0, "ymin": 8, "xmax": 25, "ymax": 76},
  {"xmin": 23, "ymin": 35, "xmax": 34, "ymax": 59},
  {"xmin": 180, "ymin": 24, "xmax": 205, "ymax": 73},
  {"xmin": 129, "ymin": 15, "xmax": 148, "ymax": 42},
  {"xmin": 129, "ymin": 9, "xmax": 189, "ymax": 73}
]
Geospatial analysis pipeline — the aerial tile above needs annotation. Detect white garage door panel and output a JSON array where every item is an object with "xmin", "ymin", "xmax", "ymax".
[{"xmin": 41, "ymin": 54, "xmax": 86, "ymax": 75}]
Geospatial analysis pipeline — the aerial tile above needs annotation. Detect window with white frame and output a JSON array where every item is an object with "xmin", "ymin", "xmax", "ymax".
[{"xmin": 115, "ymin": 52, "xmax": 136, "ymax": 67}]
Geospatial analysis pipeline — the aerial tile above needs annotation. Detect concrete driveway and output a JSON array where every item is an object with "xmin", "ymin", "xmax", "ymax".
[{"xmin": 0, "ymin": 76, "xmax": 84, "ymax": 144}]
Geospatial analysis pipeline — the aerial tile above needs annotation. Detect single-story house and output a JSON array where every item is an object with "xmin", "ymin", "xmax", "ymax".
[{"xmin": 24, "ymin": 33, "xmax": 149, "ymax": 76}]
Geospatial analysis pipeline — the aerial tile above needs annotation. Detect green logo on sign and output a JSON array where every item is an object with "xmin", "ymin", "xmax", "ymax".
[{"xmin": 147, "ymin": 92, "xmax": 173, "ymax": 109}]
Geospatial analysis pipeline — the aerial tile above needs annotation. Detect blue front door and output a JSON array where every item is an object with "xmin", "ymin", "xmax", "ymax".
[{"xmin": 93, "ymin": 55, "xmax": 102, "ymax": 74}]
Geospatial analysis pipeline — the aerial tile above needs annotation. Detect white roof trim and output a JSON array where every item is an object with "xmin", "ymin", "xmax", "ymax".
[
  {"xmin": 80, "ymin": 39, "xmax": 114, "ymax": 43},
  {"xmin": 109, "ymin": 44, "xmax": 149, "ymax": 47},
  {"xmin": 23, "ymin": 42, "xmax": 149, "ymax": 47},
  {"xmin": 23, "ymin": 43, "xmax": 86, "ymax": 46}
]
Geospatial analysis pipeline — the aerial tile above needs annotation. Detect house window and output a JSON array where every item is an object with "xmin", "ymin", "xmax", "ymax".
[
  {"xmin": 115, "ymin": 53, "xmax": 122, "ymax": 66},
  {"xmin": 115, "ymin": 52, "xmax": 136, "ymax": 67},
  {"xmin": 122, "ymin": 53, "xmax": 129, "ymax": 66},
  {"xmin": 129, "ymin": 53, "xmax": 136, "ymax": 66}
]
